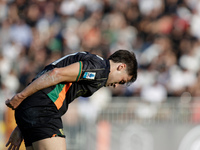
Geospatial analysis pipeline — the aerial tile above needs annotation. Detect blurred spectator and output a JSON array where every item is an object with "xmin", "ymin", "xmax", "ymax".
[
  {"xmin": 141, "ymin": 80, "xmax": 167, "ymax": 103},
  {"xmin": 3, "ymin": 69, "xmax": 19, "ymax": 94},
  {"xmin": 1, "ymin": 0, "xmax": 200, "ymax": 105},
  {"xmin": 10, "ymin": 19, "xmax": 32, "ymax": 47},
  {"xmin": 77, "ymin": 87, "xmax": 112, "ymax": 122},
  {"xmin": 0, "ymin": 19, "xmax": 10, "ymax": 48},
  {"xmin": 0, "ymin": 0, "xmax": 8, "ymax": 22}
]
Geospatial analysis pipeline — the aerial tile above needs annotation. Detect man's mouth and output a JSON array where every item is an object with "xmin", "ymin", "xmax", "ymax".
[{"xmin": 108, "ymin": 83, "xmax": 116, "ymax": 88}]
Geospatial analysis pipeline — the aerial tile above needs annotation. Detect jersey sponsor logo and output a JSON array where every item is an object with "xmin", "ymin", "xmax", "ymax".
[{"xmin": 83, "ymin": 72, "xmax": 96, "ymax": 79}]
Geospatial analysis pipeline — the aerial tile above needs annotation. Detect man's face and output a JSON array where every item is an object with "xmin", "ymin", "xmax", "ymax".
[{"xmin": 106, "ymin": 64, "xmax": 132, "ymax": 88}]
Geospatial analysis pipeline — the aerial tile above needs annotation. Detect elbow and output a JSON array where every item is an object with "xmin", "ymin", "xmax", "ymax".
[
  {"xmin": 49, "ymin": 67, "xmax": 76, "ymax": 83},
  {"xmin": 48, "ymin": 68, "xmax": 62, "ymax": 83},
  {"xmin": 51, "ymin": 68, "xmax": 59, "ymax": 76}
]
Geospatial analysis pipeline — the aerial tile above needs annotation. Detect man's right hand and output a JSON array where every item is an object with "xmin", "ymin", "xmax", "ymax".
[{"xmin": 5, "ymin": 94, "xmax": 24, "ymax": 110}]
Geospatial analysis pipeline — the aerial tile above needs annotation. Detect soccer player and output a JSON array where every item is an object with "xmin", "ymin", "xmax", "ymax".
[{"xmin": 5, "ymin": 49, "xmax": 138, "ymax": 150}]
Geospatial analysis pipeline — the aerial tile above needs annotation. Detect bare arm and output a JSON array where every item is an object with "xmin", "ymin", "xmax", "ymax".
[{"xmin": 6, "ymin": 62, "xmax": 80, "ymax": 109}]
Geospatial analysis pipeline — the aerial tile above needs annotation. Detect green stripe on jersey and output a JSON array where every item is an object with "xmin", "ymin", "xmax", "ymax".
[{"xmin": 47, "ymin": 83, "xmax": 65, "ymax": 102}]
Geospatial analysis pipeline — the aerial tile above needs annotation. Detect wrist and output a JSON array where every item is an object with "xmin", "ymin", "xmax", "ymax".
[{"xmin": 16, "ymin": 126, "xmax": 23, "ymax": 138}]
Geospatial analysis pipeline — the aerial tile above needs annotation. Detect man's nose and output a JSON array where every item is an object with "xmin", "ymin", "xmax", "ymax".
[{"xmin": 114, "ymin": 84, "xmax": 119, "ymax": 88}]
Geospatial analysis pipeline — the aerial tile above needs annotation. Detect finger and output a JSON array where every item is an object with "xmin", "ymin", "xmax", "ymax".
[
  {"xmin": 6, "ymin": 105, "xmax": 14, "ymax": 110},
  {"xmin": 5, "ymin": 103, "xmax": 14, "ymax": 109},
  {"xmin": 13, "ymin": 145, "xmax": 17, "ymax": 150},
  {"xmin": 10, "ymin": 106, "xmax": 14, "ymax": 109},
  {"xmin": 5, "ymin": 101, "xmax": 11, "ymax": 107},
  {"xmin": 11, "ymin": 146, "xmax": 15, "ymax": 150},
  {"xmin": 8, "ymin": 144, "xmax": 13, "ymax": 150},
  {"xmin": 16, "ymin": 145, "xmax": 20, "ymax": 150},
  {"xmin": 11, "ymin": 145, "xmax": 15, "ymax": 150},
  {"xmin": 5, "ymin": 141, "xmax": 10, "ymax": 147},
  {"xmin": 5, "ymin": 99, "xmax": 10, "ymax": 105}
]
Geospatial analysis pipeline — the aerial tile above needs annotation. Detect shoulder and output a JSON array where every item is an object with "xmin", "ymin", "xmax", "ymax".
[
  {"xmin": 80, "ymin": 52, "xmax": 105, "ymax": 61},
  {"xmin": 79, "ymin": 53, "xmax": 110, "ymax": 81},
  {"xmin": 81, "ymin": 53, "xmax": 107, "ymax": 70}
]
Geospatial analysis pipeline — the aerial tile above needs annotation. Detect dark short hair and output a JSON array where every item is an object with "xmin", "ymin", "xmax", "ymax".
[{"xmin": 108, "ymin": 50, "xmax": 138, "ymax": 84}]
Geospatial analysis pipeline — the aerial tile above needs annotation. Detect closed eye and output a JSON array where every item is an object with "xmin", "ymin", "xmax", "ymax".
[{"xmin": 119, "ymin": 80, "xmax": 126, "ymax": 84}]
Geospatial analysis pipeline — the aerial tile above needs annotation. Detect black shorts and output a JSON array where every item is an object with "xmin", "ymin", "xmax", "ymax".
[{"xmin": 15, "ymin": 91, "xmax": 65, "ymax": 147}]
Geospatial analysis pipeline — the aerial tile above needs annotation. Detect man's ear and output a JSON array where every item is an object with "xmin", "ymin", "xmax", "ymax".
[{"xmin": 117, "ymin": 63, "xmax": 126, "ymax": 71}]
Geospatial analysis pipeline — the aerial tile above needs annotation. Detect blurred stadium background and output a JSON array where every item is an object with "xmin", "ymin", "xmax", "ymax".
[{"xmin": 1, "ymin": 0, "xmax": 200, "ymax": 150}]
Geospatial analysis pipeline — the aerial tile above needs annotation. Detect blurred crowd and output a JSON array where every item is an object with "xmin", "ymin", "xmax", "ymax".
[{"xmin": 0, "ymin": 0, "xmax": 200, "ymax": 105}]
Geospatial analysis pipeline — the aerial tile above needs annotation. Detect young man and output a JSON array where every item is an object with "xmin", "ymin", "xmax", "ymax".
[{"xmin": 5, "ymin": 49, "xmax": 138, "ymax": 150}]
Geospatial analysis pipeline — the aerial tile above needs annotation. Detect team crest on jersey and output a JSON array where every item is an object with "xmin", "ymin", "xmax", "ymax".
[{"xmin": 83, "ymin": 72, "xmax": 96, "ymax": 79}]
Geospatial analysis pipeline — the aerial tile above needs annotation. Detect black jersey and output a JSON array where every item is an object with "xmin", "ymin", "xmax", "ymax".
[{"xmin": 20, "ymin": 52, "xmax": 110, "ymax": 116}]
